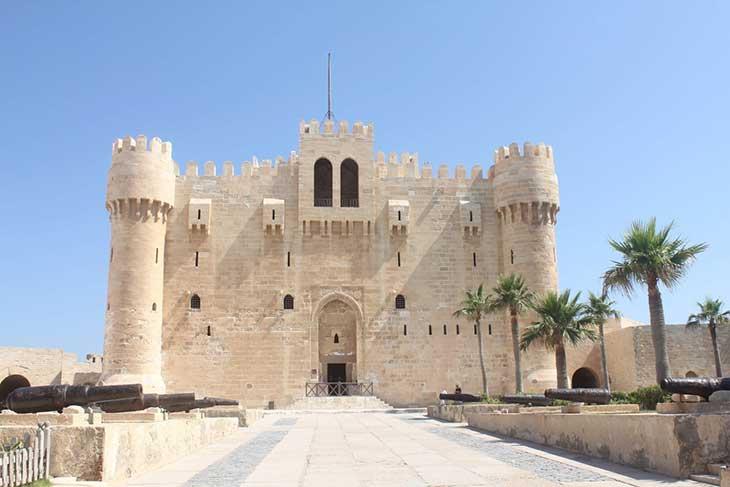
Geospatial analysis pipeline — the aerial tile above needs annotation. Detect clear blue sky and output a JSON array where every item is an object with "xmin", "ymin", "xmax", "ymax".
[{"xmin": 1, "ymin": 2, "xmax": 728, "ymax": 358}]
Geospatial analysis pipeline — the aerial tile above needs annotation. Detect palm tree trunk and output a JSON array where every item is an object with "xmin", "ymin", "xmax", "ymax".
[
  {"xmin": 598, "ymin": 322, "xmax": 610, "ymax": 391},
  {"xmin": 709, "ymin": 322, "xmax": 723, "ymax": 377},
  {"xmin": 476, "ymin": 319, "xmax": 489, "ymax": 396},
  {"xmin": 510, "ymin": 309, "xmax": 523, "ymax": 393},
  {"xmin": 647, "ymin": 279, "xmax": 671, "ymax": 384},
  {"xmin": 555, "ymin": 340, "xmax": 569, "ymax": 388}
]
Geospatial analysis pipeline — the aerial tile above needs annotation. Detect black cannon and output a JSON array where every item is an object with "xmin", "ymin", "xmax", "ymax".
[
  {"xmin": 660, "ymin": 377, "xmax": 730, "ymax": 399},
  {"xmin": 502, "ymin": 394, "xmax": 552, "ymax": 406},
  {"xmin": 4, "ymin": 384, "xmax": 143, "ymax": 414},
  {"xmin": 438, "ymin": 393, "xmax": 482, "ymax": 403},
  {"xmin": 544, "ymin": 388, "xmax": 611, "ymax": 405},
  {"xmin": 95, "ymin": 393, "xmax": 196, "ymax": 413},
  {"xmin": 165, "ymin": 397, "xmax": 239, "ymax": 413}
]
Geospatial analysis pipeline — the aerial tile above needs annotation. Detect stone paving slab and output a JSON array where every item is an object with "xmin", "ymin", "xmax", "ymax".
[{"xmin": 116, "ymin": 412, "xmax": 704, "ymax": 487}]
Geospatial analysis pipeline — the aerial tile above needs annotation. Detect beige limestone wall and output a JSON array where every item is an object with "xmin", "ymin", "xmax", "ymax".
[
  {"xmin": 0, "ymin": 347, "xmax": 101, "ymax": 389},
  {"xmin": 468, "ymin": 411, "xmax": 730, "ymax": 478}
]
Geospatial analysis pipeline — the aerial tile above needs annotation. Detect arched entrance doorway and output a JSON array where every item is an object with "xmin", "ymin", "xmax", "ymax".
[
  {"xmin": 317, "ymin": 299, "xmax": 358, "ymax": 392},
  {"xmin": 0, "ymin": 374, "xmax": 30, "ymax": 404},
  {"xmin": 571, "ymin": 367, "xmax": 599, "ymax": 388}
]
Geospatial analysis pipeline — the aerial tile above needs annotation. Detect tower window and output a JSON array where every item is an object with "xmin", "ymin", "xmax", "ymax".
[
  {"xmin": 155, "ymin": 248, "xmax": 159, "ymax": 264},
  {"xmin": 197, "ymin": 209, "xmax": 201, "ymax": 220},
  {"xmin": 283, "ymin": 294, "xmax": 294, "ymax": 310},
  {"xmin": 397, "ymin": 210, "xmax": 401, "ymax": 221},
  {"xmin": 472, "ymin": 252, "xmax": 477, "ymax": 267},
  {"xmin": 488, "ymin": 323, "xmax": 492, "ymax": 335},
  {"xmin": 397, "ymin": 252, "xmax": 401, "ymax": 267},
  {"xmin": 152, "ymin": 302, "xmax": 157, "ymax": 311},
  {"xmin": 314, "ymin": 158, "xmax": 333, "ymax": 207},
  {"xmin": 403, "ymin": 325, "xmax": 407, "ymax": 336},
  {"xmin": 469, "ymin": 211, "xmax": 473, "ymax": 222},
  {"xmin": 443, "ymin": 324, "xmax": 447, "ymax": 335},
  {"xmin": 195, "ymin": 251, "xmax": 199, "ymax": 267},
  {"xmin": 510, "ymin": 249, "xmax": 514, "ymax": 264},
  {"xmin": 334, "ymin": 333, "xmax": 339, "ymax": 344},
  {"xmin": 207, "ymin": 325, "xmax": 211, "ymax": 337},
  {"xmin": 110, "ymin": 247, "xmax": 113, "ymax": 262},
  {"xmin": 395, "ymin": 294, "xmax": 406, "ymax": 309},
  {"xmin": 456, "ymin": 324, "xmax": 460, "ymax": 335},
  {"xmin": 340, "ymin": 158, "xmax": 359, "ymax": 207},
  {"xmin": 474, "ymin": 324, "xmax": 477, "ymax": 335},
  {"xmin": 190, "ymin": 294, "xmax": 201, "ymax": 310},
  {"xmin": 272, "ymin": 209, "xmax": 276, "ymax": 221},
  {"xmin": 287, "ymin": 251, "xmax": 291, "ymax": 267},
  {"xmin": 428, "ymin": 325, "xmax": 432, "ymax": 335},
  {"xmin": 107, "ymin": 303, "xmax": 110, "ymax": 311}
]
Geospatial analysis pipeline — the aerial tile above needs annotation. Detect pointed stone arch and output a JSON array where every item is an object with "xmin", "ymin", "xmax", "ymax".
[{"xmin": 311, "ymin": 292, "xmax": 364, "ymax": 384}]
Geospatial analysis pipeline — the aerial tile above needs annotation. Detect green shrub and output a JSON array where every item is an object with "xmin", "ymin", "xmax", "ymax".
[
  {"xmin": 609, "ymin": 391, "xmax": 633, "ymax": 404},
  {"xmin": 480, "ymin": 395, "xmax": 503, "ymax": 404},
  {"xmin": 550, "ymin": 399, "xmax": 571, "ymax": 406},
  {"xmin": 631, "ymin": 385, "xmax": 670, "ymax": 410}
]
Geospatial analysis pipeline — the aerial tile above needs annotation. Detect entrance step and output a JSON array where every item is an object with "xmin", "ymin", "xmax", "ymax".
[{"xmin": 286, "ymin": 395, "xmax": 393, "ymax": 411}]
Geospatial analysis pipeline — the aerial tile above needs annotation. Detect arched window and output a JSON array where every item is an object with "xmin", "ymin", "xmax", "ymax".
[
  {"xmin": 685, "ymin": 371, "xmax": 698, "ymax": 378},
  {"xmin": 190, "ymin": 294, "xmax": 201, "ymax": 310},
  {"xmin": 395, "ymin": 294, "xmax": 406, "ymax": 309},
  {"xmin": 314, "ymin": 158, "xmax": 333, "ymax": 207},
  {"xmin": 284, "ymin": 294, "xmax": 294, "ymax": 310},
  {"xmin": 152, "ymin": 302, "xmax": 157, "ymax": 311},
  {"xmin": 340, "ymin": 158, "xmax": 359, "ymax": 207},
  {"xmin": 334, "ymin": 333, "xmax": 339, "ymax": 344}
]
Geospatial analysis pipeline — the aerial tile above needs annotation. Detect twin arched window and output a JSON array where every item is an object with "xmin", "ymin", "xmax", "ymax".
[
  {"xmin": 313, "ymin": 158, "xmax": 358, "ymax": 207},
  {"xmin": 283, "ymin": 294, "xmax": 294, "ymax": 310},
  {"xmin": 395, "ymin": 294, "xmax": 406, "ymax": 309}
]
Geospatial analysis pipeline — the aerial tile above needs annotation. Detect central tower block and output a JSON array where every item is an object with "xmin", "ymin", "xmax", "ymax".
[
  {"xmin": 100, "ymin": 135, "xmax": 175, "ymax": 393},
  {"xmin": 490, "ymin": 142, "xmax": 560, "ymax": 392}
]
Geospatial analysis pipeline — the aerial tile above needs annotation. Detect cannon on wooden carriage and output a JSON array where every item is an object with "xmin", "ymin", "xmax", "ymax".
[
  {"xmin": 544, "ymin": 388, "xmax": 611, "ymax": 405},
  {"xmin": 94, "ymin": 392, "xmax": 196, "ymax": 413},
  {"xmin": 501, "ymin": 394, "xmax": 552, "ymax": 407},
  {"xmin": 165, "ymin": 397, "xmax": 239, "ymax": 413},
  {"xmin": 3, "ymin": 384, "xmax": 143, "ymax": 414},
  {"xmin": 438, "ymin": 393, "xmax": 482, "ymax": 403},
  {"xmin": 660, "ymin": 377, "xmax": 730, "ymax": 399}
]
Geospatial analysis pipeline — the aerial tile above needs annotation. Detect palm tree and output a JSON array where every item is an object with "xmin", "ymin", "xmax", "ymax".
[
  {"xmin": 687, "ymin": 298, "xmax": 729, "ymax": 377},
  {"xmin": 584, "ymin": 291, "xmax": 621, "ymax": 391},
  {"xmin": 454, "ymin": 284, "xmax": 492, "ymax": 396},
  {"xmin": 603, "ymin": 218, "xmax": 707, "ymax": 384},
  {"xmin": 520, "ymin": 290, "xmax": 596, "ymax": 388},
  {"xmin": 491, "ymin": 274, "xmax": 534, "ymax": 393}
]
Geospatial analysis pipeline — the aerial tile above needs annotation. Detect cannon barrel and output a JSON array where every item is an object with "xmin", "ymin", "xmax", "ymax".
[
  {"xmin": 5, "ymin": 384, "xmax": 143, "ymax": 414},
  {"xmin": 97, "ymin": 393, "xmax": 196, "ymax": 413},
  {"xmin": 165, "ymin": 397, "xmax": 239, "ymax": 413},
  {"xmin": 660, "ymin": 377, "xmax": 730, "ymax": 399},
  {"xmin": 501, "ymin": 394, "xmax": 552, "ymax": 406},
  {"xmin": 438, "ymin": 393, "xmax": 482, "ymax": 403},
  {"xmin": 544, "ymin": 388, "xmax": 611, "ymax": 404}
]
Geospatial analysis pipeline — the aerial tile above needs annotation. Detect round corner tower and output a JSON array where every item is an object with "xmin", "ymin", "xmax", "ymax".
[
  {"xmin": 490, "ymin": 142, "xmax": 560, "ymax": 392},
  {"xmin": 99, "ymin": 135, "xmax": 175, "ymax": 393}
]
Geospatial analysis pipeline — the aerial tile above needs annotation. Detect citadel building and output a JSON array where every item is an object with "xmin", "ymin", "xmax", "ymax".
[{"xmin": 95, "ymin": 119, "xmax": 728, "ymax": 408}]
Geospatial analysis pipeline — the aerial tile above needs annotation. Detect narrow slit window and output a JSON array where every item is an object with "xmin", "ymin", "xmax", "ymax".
[
  {"xmin": 472, "ymin": 252, "xmax": 477, "ymax": 267},
  {"xmin": 510, "ymin": 249, "xmax": 514, "ymax": 264},
  {"xmin": 207, "ymin": 325, "xmax": 211, "ymax": 337},
  {"xmin": 287, "ymin": 251, "xmax": 291, "ymax": 267},
  {"xmin": 456, "ymin": 324, "xmax": 460, "ymax": 335},
  {"xmin": 488, "ymin": 323, "xmax": 492, "ymax": 335},
  {"xmin": 334, "ymin": 333, "xmax": 339, "ymax": 344},
  {"xmin": 107, "ymin": 303, "xmax": 110, "ymax": 311},
  {"xmin": 110, "ymin": 247, "xmax": 113, "ymax": 262},
  {"xmin": 155, "ymin": 248, "xmax": 159, "ymax": 264},
  {"xmin": 397, "ymin": 252, "xmax": 401, "ymax": 267},
  {"xmin": 469, "ymin": 210, "xmax": 473, "ymax": 222},
  {"xmin": 403, "ymin": 325, "xmax": 407, "ymax": 336},
  {"xmin": 195, "ymin": 251, "xmax": 199, "ymax": 267},
  {"xmin": 428, "ymin": 325, "xmax": 432, "ymax": 335},
  {"xmin": 152, "ymin": 302, "xmax": 157, "ymax": 311},
  {"xmin": 272, "ymin": 209, "xmax": 276, "ymax": 221},
  {"xmin": 443, "ymin": 324, "xmax": 447, "ymax": 335},
  {"xmin": 397, "ymin": 210, "xmax": 402, "ymax": 221},
  {"xmin": 474, "ymin": 324, "xmax": 477, "ymax": 335},
  {"xmin": 197, "ymin": 209, "xmax": 201, "ymax": 220}
]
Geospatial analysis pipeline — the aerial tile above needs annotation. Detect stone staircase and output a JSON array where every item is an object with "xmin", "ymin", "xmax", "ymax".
[
  {"xmin": 286, "ymin": 395, "xmax": 393, "ymax": 411},
  {"xmin": 689, "ymin": 463, "xmax": 728, "ymax": 486}
]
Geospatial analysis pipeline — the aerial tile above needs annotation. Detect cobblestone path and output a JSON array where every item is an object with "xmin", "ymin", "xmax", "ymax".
[{"xmin": 123, "ymin": 412, "xmax": 701, "ymax": 487}]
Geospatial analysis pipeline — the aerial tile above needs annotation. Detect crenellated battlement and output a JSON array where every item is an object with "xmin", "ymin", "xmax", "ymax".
[
  {"xmin": 180, "ymin": 152, "xmax": 299, "ymax": 178},
  {"xmin": 112, "ymin": 135, "xmax": 173, "ymax": 161},
  {"xmin": 493, "ymin": 142, "xmax": 553, "ymax": 164},
  {"xmin": 299, "ymin": 119, "xmax": 374, "ymax": 139}
]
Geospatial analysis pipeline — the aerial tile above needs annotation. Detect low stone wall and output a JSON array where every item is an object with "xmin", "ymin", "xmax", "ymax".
[
  {"xmin": 0, "ymin": 416, "xmax": 238, "ymax": 481},
  {"xmin": 427, "ymin": 404, "xmax": 521, "ymax": 422},
  {"xmin": 203, "ymin": 406, "xmax": 264, "ymax": 427},
  {"xmin": 467, "ymin": 411, "xmax": 730, "ymax": 478}
]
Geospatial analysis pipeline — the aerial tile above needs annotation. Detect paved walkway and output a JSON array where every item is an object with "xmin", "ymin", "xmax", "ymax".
[{"xmin": 121, "ymin": 412, "xmax": 701, "ymax": 487}]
